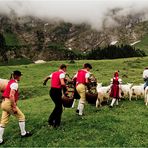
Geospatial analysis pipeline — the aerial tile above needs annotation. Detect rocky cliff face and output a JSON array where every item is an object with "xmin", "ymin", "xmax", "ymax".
[{"xmin": 0, "ymin": 13, "xmax": 148, "ymax": 61}]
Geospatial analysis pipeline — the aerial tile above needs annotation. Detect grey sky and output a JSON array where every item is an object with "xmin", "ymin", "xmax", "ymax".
[{"xmin": 0, "ymin": 0, "xmax": 148, "ymax": 29}]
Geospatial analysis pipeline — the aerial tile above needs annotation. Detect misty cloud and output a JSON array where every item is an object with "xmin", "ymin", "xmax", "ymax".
[{"xmin": 0, "ymin": 0, "xmax": 148, "ymax": 30}]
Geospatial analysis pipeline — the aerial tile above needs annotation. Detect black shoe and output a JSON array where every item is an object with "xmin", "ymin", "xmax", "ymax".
[
  {"xmin": 21, "ymin": 131, "xmax": 32, "ymax": 138},
  {"xmin": 48, "ymin": 122, "xmax": 54, "ymax": 126},
  {"xmin": 48, "ymin": 120, "xmax": 55, "ymax": 126},
  {"xmin": 48, "ymin": 124, "xmax": 54, "ymax": 129},
  {"xmin": 76, "ymin": 109, "xmax": 79, "ymax": 114},
  {"xmin": 109, "ymin": 105, "xmax": 113, "ymax": 108},
  {"xmin": 53, "ymin": 124, "xmax": 60, "ymax": 129}
]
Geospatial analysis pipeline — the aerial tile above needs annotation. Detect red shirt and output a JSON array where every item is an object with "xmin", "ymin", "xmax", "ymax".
[
  {"xmin": 2, "ymin": 79, "xmax": 19, "ymax": 102},
  {"xmin": 51, "ymin": 70, "xmax": 65, "ymax": 88},
  {"xmin": 76, "ymin": 69, "xmax": 88, "ymax": 85}
]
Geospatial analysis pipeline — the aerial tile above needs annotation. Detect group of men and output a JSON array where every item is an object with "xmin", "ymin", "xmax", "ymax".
[
  {"xmin": 43, "ymin": 63, "xmax": 92, "ymax": 127},
  {"xmin": 0, "ymin": 63, "xmax": 148, "ymax": 145},
  {"xmin": 0, "ymin": 63, "xmax": 93, "ymax": 145}
]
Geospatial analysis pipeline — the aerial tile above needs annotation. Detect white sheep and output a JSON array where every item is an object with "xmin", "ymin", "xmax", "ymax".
[
  {"xmin": 0, "ymin": 78, "xmax": 9, "ymax": 92},
  {"xmin": 96, "ymin": 83, "xmax": 102, "ymax": 91},
  {"xmin": 129, "ymin": 84, "xmax": 144, "ymax": 101},
  {"xmin": 120, "ymin": 83, "xmax": 133, "ymax": 100},
  {"xmin": 96, "ymin": 84, "xmax": 111, "ymax": 107}
]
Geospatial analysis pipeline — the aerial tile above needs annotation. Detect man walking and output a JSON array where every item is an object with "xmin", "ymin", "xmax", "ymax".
[
  {"xmin": 43, "ymin": 64, "xmax": 67, "ymax": 128},
  {"xmin": 0, "ymin": 70, "xmax": 32, "ymax": 144},
  {"xmin": 75, "ymin": 63, "xmax": 92, "ymax": 116}
]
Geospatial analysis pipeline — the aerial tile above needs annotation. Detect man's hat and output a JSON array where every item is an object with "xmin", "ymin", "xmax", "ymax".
[
  {"xmin": 13, "ymin": 70, "xmax": 22, "ymax": 76},
  {"xmin": 83, "ymin": 63, "xmax": 92, "ymax": 69}
]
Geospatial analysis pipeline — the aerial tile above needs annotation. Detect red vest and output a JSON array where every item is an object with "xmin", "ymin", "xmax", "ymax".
[
  {"xmin": 51, "ymin": 71, "xmax": 64, "ymax": 88},
  {"xmin": 76, "ymin": 69, "xmax": 87, "ymax": 85},
  {"xmin": 2, "ymin": 79, "xmax": 19, "ymax": 102},
  {"xmin": 110, "ymin": 78, "xmax": 119, "ymax": 98}
]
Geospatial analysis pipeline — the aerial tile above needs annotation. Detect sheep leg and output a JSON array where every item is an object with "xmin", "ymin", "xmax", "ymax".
[
  {"xmin": 96, "ymin": 98, "xmax": 100, "ymax": 108},
  {"xmin": 71, "ymin": 99, "xmax": 76, "ymax": 108},
  {"xmin": 129, "ymin": 91, "xmax": 132, "ymax": 101}
]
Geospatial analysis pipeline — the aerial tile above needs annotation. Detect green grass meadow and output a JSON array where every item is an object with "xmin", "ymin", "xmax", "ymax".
[
  {"xmin": 135, "ymin": 34, "xmax": 148, "ymax": 55},
  {"xmin": 0, "ymin": 57, "xmax": 148, "ymax": 147}
]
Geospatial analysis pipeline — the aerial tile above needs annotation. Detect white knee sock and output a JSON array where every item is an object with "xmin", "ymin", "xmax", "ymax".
[
  {"xmin": 110, "ymin": 98, "xmax": 116, "ymax": 106},
  {"xmin": 77, "ymin": 100, "xmax": 81, "ymax": 110},
  {"xmin": 116, "ymin": 99, "xmax": 119, "ymax": 105},
  {"xmin": 79, "ymin": 103, "xmax": 84, "ymax": 116},
  {"xmin": 0, "ymin": 126, "xmax": 4, "ymax": 143},
  {"xmin": 19, "ymin": 121, "xmax": 26, "ymax": 136}
]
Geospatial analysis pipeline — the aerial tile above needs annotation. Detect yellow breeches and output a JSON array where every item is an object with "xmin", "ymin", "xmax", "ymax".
[
  {"xmin": 0, "ymin": 99, "xmax": 25, "ymax": 127},
  {"xmin": 76, "ymin": 84, "xmax": 86, "ymax": 104}
]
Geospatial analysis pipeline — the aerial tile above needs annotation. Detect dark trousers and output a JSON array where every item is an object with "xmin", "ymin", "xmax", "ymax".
[
  {"xmin": 48, "ymin": 88, "xmax": 63, "ymax": 127},
  {"xmin": 144, "ymin": 79, "xmax": 148, "ymax": 89}
]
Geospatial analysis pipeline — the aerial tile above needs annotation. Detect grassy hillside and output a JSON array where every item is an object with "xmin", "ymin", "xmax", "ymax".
[
  {"xmin": 0, "ymin": 57, "xmax": 148, "ymax": 147},
  {"xmin": 4, "ymin": 32, "xmax": 20, "ymax": 46},
  {"xmin": 135, "ymin": 34, "xmax": 148, "ymax": 55}
]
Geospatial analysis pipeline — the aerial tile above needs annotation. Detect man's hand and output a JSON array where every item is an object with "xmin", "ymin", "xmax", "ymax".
[
  {"xmin": 43, "ymin": 81, "xmax": 47, "ymax": 86},
  {"xmin": 43, "ymin": 76, "xmax": 50, "ymax": 86},
  {"xmin": 12, "ymin": 106, "xmax": 17, "ymax": 114}
]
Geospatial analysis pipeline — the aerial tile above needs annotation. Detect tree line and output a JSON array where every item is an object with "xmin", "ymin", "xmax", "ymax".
[{"xmin": 86, "ymin": 45, "xmax": 146, "ymax": 60}]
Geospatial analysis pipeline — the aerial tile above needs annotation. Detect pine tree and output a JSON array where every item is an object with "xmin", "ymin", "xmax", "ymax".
[{"xmin": 0, "ymin": 33, "xmax": 8, "ymax": 62}]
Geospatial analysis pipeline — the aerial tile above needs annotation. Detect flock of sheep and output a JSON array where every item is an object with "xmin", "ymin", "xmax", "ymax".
[
  {"xmin": 95, "ymin": 82, "xmax": 148, "ymax": 107},
  {"xmin": 0, "ymin": 78, "xmax": 147, "ymax": 108}
]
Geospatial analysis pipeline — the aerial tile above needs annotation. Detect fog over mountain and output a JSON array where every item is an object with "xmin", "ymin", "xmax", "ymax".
[{"xmin": 0, "ymin": 0, "xmax": 148, "ymax": 30}]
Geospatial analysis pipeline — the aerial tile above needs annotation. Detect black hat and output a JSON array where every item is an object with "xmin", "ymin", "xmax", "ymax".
[
  {"xmin": 13, "ymin": 70, "xmax": 22, "ymax": 76},
  {"xmin": 60, "ymin": 64, "xmax": 67, "ymax": 69},
  {"xmin": 83, "ymin": 63, "xmax": 92, "ymax": 69}
]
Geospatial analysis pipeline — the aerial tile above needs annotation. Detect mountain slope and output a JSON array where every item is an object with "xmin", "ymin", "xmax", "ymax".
[{"xmin": 0, "ymin": 14, "xmax": 148, "ymax": 60}]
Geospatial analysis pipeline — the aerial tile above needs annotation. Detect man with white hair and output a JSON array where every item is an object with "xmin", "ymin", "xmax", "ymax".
[{"xmin": 143, "ymin": 67, "xmax": 148, "ymax": 89}]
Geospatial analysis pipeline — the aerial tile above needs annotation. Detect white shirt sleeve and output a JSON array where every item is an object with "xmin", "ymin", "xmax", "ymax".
[
  {"xmin": 119, "ymin": 78, "xmax": 122, "ymax": 84},
  {"xmin": 49, "ymin": 74, "xmax": 52, "ymax": 78},
  {"xmin": 110, "ymin": 78, "xmax": 113, "ymax": 84},
  {"xmin": 85, "ymin": 72, "xmax": 90, "ymax": 78},
  {"xmin": 10, "ymin": 83, "xmax": 18, "ymax": 91},
  {"xmin": 143, "ymin": 70, "xmax": 148, "ymax": 79},
  {"xmin": 59, "ymin": 73, "xmax": 65, "ymax": 79},
  {"xmin": 73, "ymin": 73, "xmax": 77, "ymax": 79}
]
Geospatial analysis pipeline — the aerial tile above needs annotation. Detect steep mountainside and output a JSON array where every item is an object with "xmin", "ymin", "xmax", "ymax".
[{"xmin": 0, "ymin": 13, "xmax": 148, "ymax": 61}]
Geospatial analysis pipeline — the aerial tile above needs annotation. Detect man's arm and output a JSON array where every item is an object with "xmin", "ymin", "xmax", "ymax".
[
  {"xmin": 60, "ymin": 78, "xmax": 68, "ymax": 96},
  {"xmin": 60, "ymin": 78, "xmax": 66, "ymax": 86},
  {"xmin": 43, "ymin": 76, "xmax": 51, "ymax": 85},
  {"xmin": 85, "ymin": 72, "xmax": 90, "ymax": 84},
  {"xmin": 9, "ymin": 89, "xmax": 17, "ymax": 113}
]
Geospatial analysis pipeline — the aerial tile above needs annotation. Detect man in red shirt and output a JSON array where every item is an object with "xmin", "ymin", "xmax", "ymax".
[
  {"xmin": 0, "ymin": 70, "xmax": 32, "ymax": 145},
  {"xmin": 75, "ymin": 63, "xmax": 92, "ymax": 116},
  {"xmin": 43, "ymin": 64, "xmax": 67, "ymax": 128}
]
